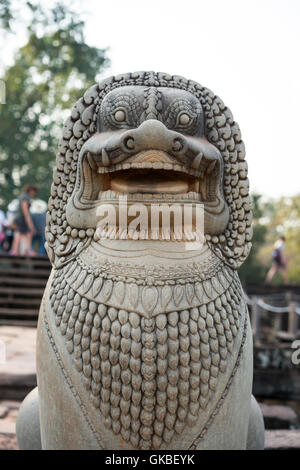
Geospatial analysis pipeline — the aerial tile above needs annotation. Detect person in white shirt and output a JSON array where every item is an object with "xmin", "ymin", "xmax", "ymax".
[{"xmin": 266, "ymin": 236, "xmax": 288, "ymax": 284}]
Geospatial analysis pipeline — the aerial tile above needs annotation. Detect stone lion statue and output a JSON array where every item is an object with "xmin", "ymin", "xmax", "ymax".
[{"xmin": 17, "ymin": 72, "xmax": 264, "ymax": 450}]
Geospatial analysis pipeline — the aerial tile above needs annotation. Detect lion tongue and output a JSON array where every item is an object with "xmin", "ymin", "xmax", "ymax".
[{"xmin": 110, "ymin": 175, "xmax": 189, "ymax": 194}]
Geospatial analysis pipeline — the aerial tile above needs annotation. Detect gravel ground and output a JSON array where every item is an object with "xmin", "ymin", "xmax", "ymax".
[
  {"xmin": 0, "ymin": 400, "xmax": 20, "ymax": 450},
  {"xmin": 0, "ymin": 325, "xmax": 36, "ymax": 450}
]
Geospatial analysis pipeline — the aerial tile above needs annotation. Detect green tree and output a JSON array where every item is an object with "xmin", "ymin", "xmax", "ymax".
[
  {"xmin": 0, "ymin": 0, "xmax": 13, "ymax": 30},
  {"xmin": 259, "ymin": 194, "xmax": 300, "ymax": 283},
  {"xmin": 239, "ymin": 193, "xmax": 268, "ymax": 283},
  {"xmin": 0, "ymin": 1, "xmax": 109, "ymax": 208}
]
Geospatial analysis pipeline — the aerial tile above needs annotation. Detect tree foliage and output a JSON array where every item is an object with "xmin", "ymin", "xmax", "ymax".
[
  {"xmin": 0, "ymin": 1, "xmax": 109, "ymax": 208},
  {"xmin": 0, "ymin": 0, "xmax": 13, "ymax": 30},
  {"xmin": 258, "ymin": 194, "xmax": 300, "ymax": 283},
  {"xmin": 239, "ymin": 193, "xmax": 268, "ymax": 284},
  {"xmin": 239, "ymin": 193, "xmax": 300, "ymax": 284}
]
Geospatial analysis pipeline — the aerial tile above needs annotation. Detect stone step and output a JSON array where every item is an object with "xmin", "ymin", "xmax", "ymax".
[
  {"xmin": 0, "ymin": 420, "xmax": 15, "ymax": 435},
  {"xmin": 265, "ymin": 430, "xmax": 300, "ymax": 450},
  {"xmin": 0, "ymin": 326, "xmax": 36, "ymax": 400},
  {"xmin": 260, "ymin": 403, "xmax": 299, "ymax": 430}
]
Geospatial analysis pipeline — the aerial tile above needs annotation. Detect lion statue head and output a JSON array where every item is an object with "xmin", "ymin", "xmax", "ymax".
[{"xmin": 46, "ymin": 71, "xmax": 252, "ymax": 268}]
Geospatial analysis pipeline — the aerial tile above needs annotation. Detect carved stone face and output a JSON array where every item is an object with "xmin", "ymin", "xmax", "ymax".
[
  {"xmin": 66, "ymin": 85, "xmax": 229, "ymax": 237},
  {"xmin": 46, "ymin": 72, "xmax": 252, "ymax": 270}
]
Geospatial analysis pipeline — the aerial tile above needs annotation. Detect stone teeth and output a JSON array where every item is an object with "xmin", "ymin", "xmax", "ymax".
[
  {"xmin": 188, "ymin": 191, "xmax": 196, "ymax": 200},
  {"xmin": 164, "ymin": 163, "xmax": 172, "ymax": 170},
  {"xmin": 97, "ymin": 167, "xmax": 109, "ymax": 174},
  {"xmin": 100, "ymin": 190, "xmax": 117, "ymax": 200},
  {"xmin": 153, "ymin": 162, "xmax": 163, "ymax": 169},
  {"xmin": 173, "ymin": 164, "xmax": 182, "ymax": 172},
  {"xmin": 96, "ymin": 160, "xmax": 203, "ymax": 178},
  {"xmin": 207, "ymin": 161, "xmax": 217, "ymax": 175},
  {"xmin": 102, "ymin": 149, "xmax": 110, "ymax": 167},
  {"xmin": 192, "ymin": 152, "xmax": 203, "ymax": 169},
  {"xmin": 131, "ymin": 163, "xmax": 143, "ymax": 169}
]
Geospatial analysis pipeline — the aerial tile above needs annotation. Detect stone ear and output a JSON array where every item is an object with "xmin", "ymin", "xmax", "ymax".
[
  {"xmin": 46, "ymin": 83, "xmax": 101, "ymax": 268},
  {"xmin": 202, "ymin": 94, "xmax": 252, "ymax": 270}
]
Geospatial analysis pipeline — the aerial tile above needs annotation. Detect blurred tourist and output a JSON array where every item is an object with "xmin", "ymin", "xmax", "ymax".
[
  {"xmin": 10, "ymin": 185, "xmax": 38, "ymax": 256},
  {"xmin": 0, "ymin": 209, "xmax": 14, "ymax": 252},
  {"xmin": 0, "ymin": 209, "xmax": 6, "ymax": 245},
  {"xmin": 266, "ymin": 236, "xmax": 288, "ymax": 284},
  {"xmin": 31, "ymin": 199, "xmax": 47, "ymax": 255}
]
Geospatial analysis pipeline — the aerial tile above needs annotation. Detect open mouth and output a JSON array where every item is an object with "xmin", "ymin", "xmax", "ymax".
[
  {"xmin": 66, "ymin": 142, "xmax": 229, "ymax": 236},
  {"xmin": 81, "ymin": 150, "xmax": 221, "ymax": 205}
]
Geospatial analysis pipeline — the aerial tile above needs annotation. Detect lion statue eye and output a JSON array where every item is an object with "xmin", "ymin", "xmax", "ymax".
[
  {"xmin": 178, "ymin": 113, "xmax": 191, "ymax": 125},
  {"xmin": 114, "ymin": 109, "xmax": 126, "ymax": 122}
]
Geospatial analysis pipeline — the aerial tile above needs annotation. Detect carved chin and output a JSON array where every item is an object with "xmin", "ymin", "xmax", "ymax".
[{"xmin": 66, "ymin": 148, "xmax": 230, "ymax": 237}]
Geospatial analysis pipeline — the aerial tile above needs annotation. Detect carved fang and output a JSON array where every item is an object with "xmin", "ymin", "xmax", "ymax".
[
  {"xmin": 191, "ymin": 152, "xmax": 203, "ymax": 169},
  {"xmin": 102, "ymin": 148, "xmax": 110, "ymax": 167}
]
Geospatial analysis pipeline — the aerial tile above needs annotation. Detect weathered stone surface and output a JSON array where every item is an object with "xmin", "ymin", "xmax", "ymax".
[
  {"xmin": 16, "ymin": 388, "xmax": 41, "ymax": 450},
  {"xmin": 17, "ymin": 71, "xmax": 262, "ymax": 450},
  {"xmin": 246, "ymin": 396, "xmax": 265, "ymax": 450}
]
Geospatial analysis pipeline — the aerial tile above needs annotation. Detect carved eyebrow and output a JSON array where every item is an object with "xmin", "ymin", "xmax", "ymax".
[
  {"xmin": 100, "ymin": 92, "xmax": 142, "ymax": 129},
  {"xmin": 104, "ymin": 92, "xmax": 137, "ymax": 109},
  {"xmin": 162, "ymin": 98, "xmax": 203, "ymax": 135}
]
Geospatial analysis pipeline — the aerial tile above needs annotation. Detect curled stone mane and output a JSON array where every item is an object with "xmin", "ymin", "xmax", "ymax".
[{"xmin": 45, "ymin": 71, "xmax": 252, "ymax": 271}]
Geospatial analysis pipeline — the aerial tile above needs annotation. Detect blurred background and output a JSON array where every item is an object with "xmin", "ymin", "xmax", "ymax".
[
  {"xmin": 0, "ymin": 0, "xmax": 299, "ymax": 450},
  {"xmin": 0, "ymin": 0, "xmax": 299, "ymax": 282}
]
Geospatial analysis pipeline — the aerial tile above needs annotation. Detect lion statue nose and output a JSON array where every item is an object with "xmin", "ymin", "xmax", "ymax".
[{"xmin": 122, "ymin": 119, "xmax": 187, "ymax": 156}]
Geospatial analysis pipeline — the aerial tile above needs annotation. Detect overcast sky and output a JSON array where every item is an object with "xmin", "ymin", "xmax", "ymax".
[
  {"xmin": 2, "ymin": 0, "xmax": 300, "ymax": 199},
  {"xmin": 84, "ymin": 0, "xmax": 300, "ymax": 199}
]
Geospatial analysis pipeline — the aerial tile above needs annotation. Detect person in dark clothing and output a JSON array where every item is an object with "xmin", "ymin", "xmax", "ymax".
[
  {"xmin": 10, "ymin": 185, "xmax": 38, "ymax": 256},
  {"xmin": 32, "ymin": 211, "xmax": 46, "ymax": 255}
]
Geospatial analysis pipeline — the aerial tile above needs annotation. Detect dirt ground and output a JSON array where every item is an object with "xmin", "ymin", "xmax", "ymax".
[{"xmin": 0, "ymin": 325, "xmax": 36, "ymax": 450}]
